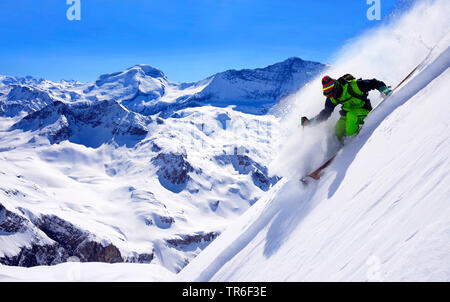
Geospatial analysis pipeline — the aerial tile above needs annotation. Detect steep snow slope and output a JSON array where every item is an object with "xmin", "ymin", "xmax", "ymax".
[
  {"xmin": 178, "ymin": 44, "xmax": 450, "ymax": 283},
  {"xmin": 177, "ymin": 1, "xmax": 450, "ymax": 282}
]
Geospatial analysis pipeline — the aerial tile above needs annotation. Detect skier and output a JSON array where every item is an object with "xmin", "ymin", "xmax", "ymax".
[{"xmin": 301, "ymin": 74, "xmax": 392, "ymax": 141}]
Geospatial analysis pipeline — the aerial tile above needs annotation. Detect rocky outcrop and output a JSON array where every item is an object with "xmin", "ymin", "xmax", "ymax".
[
  {"xmin": 0, "ymin": 203, "xmax": 28, "ymax": 233},
  {"xmin": 74, "ymin": 241, "xmax": 122, "ymax": 263},
  {"xmin": 1, "ymin": 202, "xmax": 216, "ymax": 269},
  {"xmin": 166, "ymin": 231, "xmax": 220, "ymax": 249},
  {"xmin": 252, "ymin": 169, "xmax": 280, "ymax": 192},
  {"xmin": 0, "ymin": 244, "xmax": 68, "ymax": 267},
  {"xmin": 33, "ymin": 214, "xmax": 123, "ymax": 263},
  {"xmin": 126, "ymin": 252, "xmax": 154, "ymax": 264},
  {"xmin": 0, "ymin": 204, "xmax": 154, "ymax": 267},
  {"xmin": 0, "ymin": 203, "xmax": 67, "ymax": 267},
  {"xmin": 214, "ymin": 154, "xmax": 280, "ymax": 191},
  {"xmin": 152, "ymin": 152, "xmax": 194, "ymax": 192}
]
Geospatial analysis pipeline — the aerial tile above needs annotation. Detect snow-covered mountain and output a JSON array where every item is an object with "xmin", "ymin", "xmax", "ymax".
[
  {"xmin": 0, "ymin": 57, "xmax": 325, "ymax": 119},
  {"xmin": 11, "ymin": 100, "xmax": 151, "ymax": 148},
  {"xmin": 1, "ymin": 57, "xmax": 312, "ymax": 274},
  {"xmin": 0, "ymin": 58, "xmax": 320, "ymax": 275},
  {"xmin": 0, "ymin": 76, "xmax": 83, "ymax": 118},
  {"xmin": 1, "ymin": 58, "xmax": 315, "ymax": 274},
  {"xmin": 0, "ymin": 104, "xmax": 280, "ymax": 273},
  {"xmin": 85, "ymin": 57, "xmax": 325, "ymax": 116},
  {"xmin": 187, "ymin": 57, "xmax": 326, "ymax": 114}
]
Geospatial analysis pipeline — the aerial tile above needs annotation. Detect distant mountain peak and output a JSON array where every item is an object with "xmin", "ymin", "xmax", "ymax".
[
  {"xmin": 282, "ymin": 56, "xmax": 305, "ymax": 63},
  {"xmin": 126, "ymin": 64, "xmax": 166, "ymax": 79},
  {"xmin": 94, "ymin": 64, "xmax": 167, "ymax": 88},
  {"xmin": 265, "ymin": 56, "xmax": 323, "ymax": 70}
]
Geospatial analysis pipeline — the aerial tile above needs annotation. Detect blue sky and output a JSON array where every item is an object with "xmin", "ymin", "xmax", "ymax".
[{"xmin": 0, "ymin": 0, "xmax": 400, "ymax": 82}]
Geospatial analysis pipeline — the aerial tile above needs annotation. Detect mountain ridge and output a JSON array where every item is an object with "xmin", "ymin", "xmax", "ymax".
[{"xmin": 0, "ymin": 57, "xmax": 327, "ymax": 118}]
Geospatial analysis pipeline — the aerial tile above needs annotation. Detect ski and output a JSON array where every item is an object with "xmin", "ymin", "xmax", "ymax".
[
  {"xmin": 300, "ymin": 154, "xmax": 336, "ymax": 184},
  {"xmin": 371, "ymin": 45, "xmax": 436, "ymax": 112}
]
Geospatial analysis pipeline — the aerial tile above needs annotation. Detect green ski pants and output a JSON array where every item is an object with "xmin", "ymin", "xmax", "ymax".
[{"xmin": 335, "ymin": 108, "xmax": 370, "ymax": 140}]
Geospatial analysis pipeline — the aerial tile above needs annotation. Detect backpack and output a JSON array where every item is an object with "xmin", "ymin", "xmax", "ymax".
[
  {"xmin": 337, "ymin": 74, "xmax": 368, "ymax": 101},
  {"xmin": 337, "ymin": 74, "xmax": 356, "ymax": 86}
]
